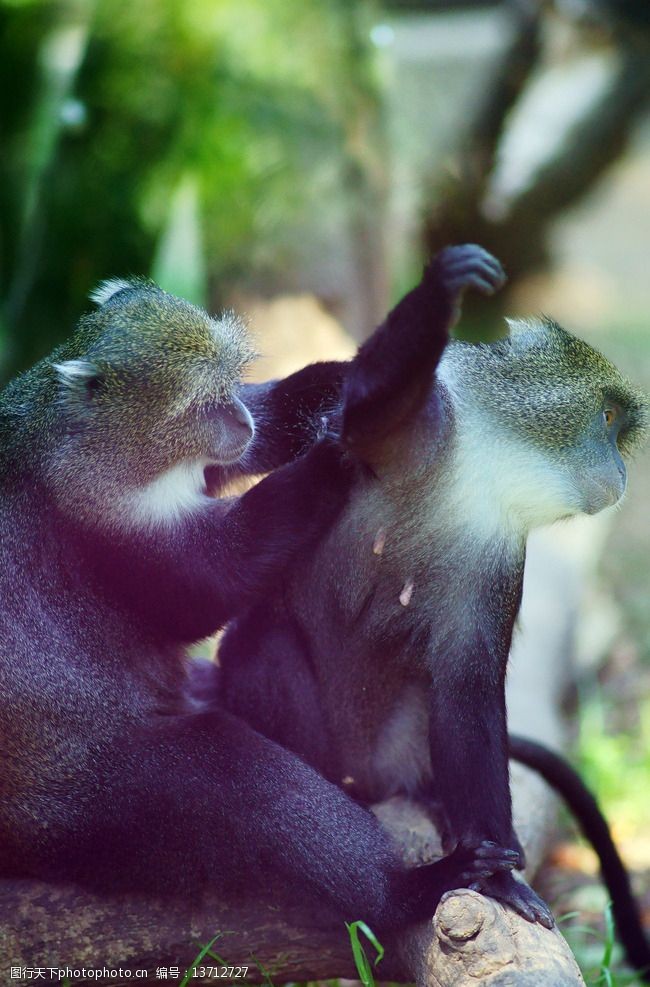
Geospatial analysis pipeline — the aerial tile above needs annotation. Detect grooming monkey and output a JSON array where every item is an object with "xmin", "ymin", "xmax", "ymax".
[
  {"xmin": 0, "ymin": 254, "xmax": 518, "ymax": 933},
  {"xmin": 219, "ymin": 257, "xmax": 650, "ymax": 966}
]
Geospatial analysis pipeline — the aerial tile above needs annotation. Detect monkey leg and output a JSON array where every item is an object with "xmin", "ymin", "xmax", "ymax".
[
  {"xmin": 36, "ymin": 711, "xmax": 518, "ymax": 935},
  {"xmin": 429, "ymin": 668, "xmax": 554, "ymax": 929}
]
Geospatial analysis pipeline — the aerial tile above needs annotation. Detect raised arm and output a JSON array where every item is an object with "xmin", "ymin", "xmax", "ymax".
[
  {"xmin": 342, "ymin": 245, "xmax": 506, "ymax": 457},
  {"xmin": 224, "ymin": 246, "xmax": 505, "ymax": 477}
]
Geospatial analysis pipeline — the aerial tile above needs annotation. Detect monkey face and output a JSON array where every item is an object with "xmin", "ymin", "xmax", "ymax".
[
  {"xmin": 566, "ymin": 405, "xmax": 628, "ymax": 515},
  {"xmin": 435, "ymin": 318, "xmax": 647, "ymax": 535}
]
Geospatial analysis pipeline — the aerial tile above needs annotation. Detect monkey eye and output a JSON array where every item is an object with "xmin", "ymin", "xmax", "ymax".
[{"xmin": 603, "ymin": 407, "xmax": 617, "ymax": 428}]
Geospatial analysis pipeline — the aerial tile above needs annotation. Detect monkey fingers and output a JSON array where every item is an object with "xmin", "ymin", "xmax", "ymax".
[
  {"xmin": 470, "ymin": 870, "xmax": 555, "ymax": 929},
  {"xmin": 423, "ymin": 841, "xmax": 519, "ymax": 896},
  {"xmin": 429, "ymin": 243, "xmax": 507, "ymax": 300},
  {"xmin": 507, "ymin": 828, "xmax": 527, "ymax": 870}
]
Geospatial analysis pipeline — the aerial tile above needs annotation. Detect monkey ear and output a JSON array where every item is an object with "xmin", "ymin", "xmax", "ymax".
[
  {"xmin": 89, "ymin": 278, "xmax": 133, "ymax": 306},
  {"xmin": 504, "ymin": 317, "xmax": 528, "ymax": 335},
  {"xmin": 53, "ymin": 360, "xmax": 103, "ymax": 402},
  {"xmin": 504, "ymin": 317, "xmax": 550, "ymax": 353}
]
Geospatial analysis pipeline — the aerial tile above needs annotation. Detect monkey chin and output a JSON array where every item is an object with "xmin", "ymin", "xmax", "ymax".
[
  {"xmin": 580, "ymin": 476, "xmax": 626, "ymax": 515},
  {"xmin": 207, "ymin": 437, "xmax": 253, "ymax": 469}
]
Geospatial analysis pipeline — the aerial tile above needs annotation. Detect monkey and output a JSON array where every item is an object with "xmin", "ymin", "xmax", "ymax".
[
  {"xmin": 0, "ymin": 255, "xmax": 520, "ymax": 937},
  {"xmin": 218, "ymin": 264, "xmax": 649, "ymax": 964}
]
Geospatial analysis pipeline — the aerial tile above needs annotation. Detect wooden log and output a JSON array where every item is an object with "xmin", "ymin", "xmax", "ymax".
[
  {"xmin": 0, "ymin": 880, "xmax": 365, "ymax": 984},
  {"xmin": 0, "ymin": 794, "xmax": 582, "ymax": 986},
  {"xmin": 399, "ymin": 889, "xmax": 585, "ymax": 987}
]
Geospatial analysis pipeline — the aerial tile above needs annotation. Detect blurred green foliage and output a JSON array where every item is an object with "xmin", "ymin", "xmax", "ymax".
[
  {"xmin": 0, "ymin": 0, "xmax": 381, "ymax": 380},
  {"xmin": 578, "ymin": 691, "xmax": 650, "ymax": 834}
]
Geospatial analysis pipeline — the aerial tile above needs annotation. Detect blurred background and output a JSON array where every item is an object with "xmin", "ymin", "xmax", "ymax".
[{"xmin": 1, "ymin": 0, "xmax": 649, "ymax": 981}]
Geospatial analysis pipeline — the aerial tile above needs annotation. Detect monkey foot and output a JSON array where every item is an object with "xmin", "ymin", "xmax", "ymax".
[{"xmin": 471, "ymin": 870, "xmax": 555, "ymax": 929}]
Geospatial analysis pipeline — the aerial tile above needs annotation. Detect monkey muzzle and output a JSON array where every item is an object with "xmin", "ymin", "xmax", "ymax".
[{"xmin": 580, "ymin": 462, "xmax": 627, "ymax": 514}]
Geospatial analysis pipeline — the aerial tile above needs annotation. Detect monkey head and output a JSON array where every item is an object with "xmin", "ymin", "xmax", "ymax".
[
  {"xmin": 32, "ymin": 279, "xmax": 256, "ymax": 530},
  {"xmin": 437, "ymin": 318, "xmax": 647, "ymax": 533}
]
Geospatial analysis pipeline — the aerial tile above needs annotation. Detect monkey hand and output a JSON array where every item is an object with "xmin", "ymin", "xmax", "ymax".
[
  {"xmin": 469, "ymin": 869, "xmax": 555, "ymax": 928},
  {"xmin": 426, "ymin": 244, "xmax": 507, "ymax": 328},
  {"xmin": 398, "ymin": 840, "xmax": 519, "ymax": 925}
]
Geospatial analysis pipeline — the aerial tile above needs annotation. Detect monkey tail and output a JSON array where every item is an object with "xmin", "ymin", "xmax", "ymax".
[{"xmin": 508, "ymin": 733, "xmax": 650, "ymax": 980}]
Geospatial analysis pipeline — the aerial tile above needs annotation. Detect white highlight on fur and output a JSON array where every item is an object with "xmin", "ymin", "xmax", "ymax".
[
  {"xmin": 125, "ymin": 459, "xmax": 211, "ymax": 528},
  {"xmin": 445, "ymin": 416, "xmax": 583, "ymax": 541},
  {"xmin": 399, "ymin": 579, "xmax": 414, "ymax": 606},
  {"xmin": 52, "ymin": 359, "xmax": 98, "ymax": 387},
  {"xmin": 89, "ymin": 279, "xmax": 132, "ymax": 306},
  {"xmin": 372, "ymin": 528, "xmax": 386, "ymax": 555},
  {"xmin": 503, "ymin": 315, "xmax": 549, "ymax": 345}
]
